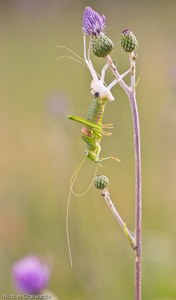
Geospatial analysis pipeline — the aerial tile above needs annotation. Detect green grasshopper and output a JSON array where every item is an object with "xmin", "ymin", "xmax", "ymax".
[
  {"xmin": 68, "ymin": 35, "xmax": 130, "ymax": 163},
  {"xmin": 68, "ymin": 91, "xmax": 117, "ymax": 163}
]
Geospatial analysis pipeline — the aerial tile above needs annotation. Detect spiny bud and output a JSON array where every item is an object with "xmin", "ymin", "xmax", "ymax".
[
  {"xmin": 94, "ymin": 175, "xmax": 109, "ymax": 190},
  {"xmin": 121, "ymin": 29, "xmax": 138, "ymax": 53},
  {"xmin": 91, "ymin": 33, "xmax": 114, "ymax": 57}
]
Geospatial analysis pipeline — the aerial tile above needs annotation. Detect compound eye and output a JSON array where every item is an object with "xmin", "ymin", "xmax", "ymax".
[{"xmin": 94, "ymin": 92, "xmax": 99, "ymax": 98}]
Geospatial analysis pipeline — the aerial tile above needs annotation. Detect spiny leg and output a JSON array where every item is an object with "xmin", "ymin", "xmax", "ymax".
[
  {"xmin": 83, "ymin": 34, "xmax": 98, "ymax": 82},
  {"xmin": 94, "ymin": 143, "xmax": 120, "ymax": 163},
  {"xmin": 107, "ymin": 68, "xmax": 131, "ymax": 90},
  {"xmin": 87, "ymin": 38, "xmax": 101, "ymax": 85},
  {"xmin": 100, "ymin": 63, "xmax": 110, "ymax": 83},
  {"xmin": 87, "ymin": 34, "xmax": 92, "ymax": 61},
  {"xmin": 102, "ymin": 130, "xmax": 112, "ymax": 136},
  {"xmin": 96, "ymin": 156, "xmax": 120, "ymax": 163},
  {"xmin": 102, "ymin": 123, "xmax": 113, "ymax": 129}
]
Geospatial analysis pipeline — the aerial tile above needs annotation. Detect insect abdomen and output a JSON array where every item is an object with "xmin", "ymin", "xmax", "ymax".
[{"xmin": 86, "ymin": 98, "xmax": 105, "ymax": 125}]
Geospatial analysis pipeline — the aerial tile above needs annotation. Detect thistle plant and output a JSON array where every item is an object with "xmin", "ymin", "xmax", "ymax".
[
  {"xmin": 81, "ymin": 6, "xmax": 142, "ymax": 300},
  {"xmin": 66, "ymin": 6, "xmax": 142, "ymax": 300}
]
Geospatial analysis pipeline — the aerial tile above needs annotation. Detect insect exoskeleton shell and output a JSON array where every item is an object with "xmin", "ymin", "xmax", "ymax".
[{"xmin": 90, "ymin": 80, "xmax": 114, "ymax": 101}]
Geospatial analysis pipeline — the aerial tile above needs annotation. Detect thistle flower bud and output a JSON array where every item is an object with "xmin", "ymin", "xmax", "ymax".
[
  {"xmin": 121, "ymin": 29, "xmax": 138, "ymax": 53},
  {"xmin": 91, "ymin": 33, "xmax": 114, "ymax": 57},
  {"xmin": 94, "ymin": 175, "xmax": 109, "ymax": 190}
]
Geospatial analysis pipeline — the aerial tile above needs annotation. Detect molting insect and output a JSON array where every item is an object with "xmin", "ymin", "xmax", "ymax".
[{"xmin": 68, "ymin": 34, "xmax": 130, "ymax": 163}]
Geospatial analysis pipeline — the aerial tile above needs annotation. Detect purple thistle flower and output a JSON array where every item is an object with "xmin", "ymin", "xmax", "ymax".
[
  {"xmin": 82, "ymin": 6, "xmax": 106, "ymax": 36},
  {"xmin": 122, "ymin": 29, "xmax": 130, "ymax": 35},
  {"xmin": 12, "ymin": 255, "xmax": 50, "ymax": 294}
]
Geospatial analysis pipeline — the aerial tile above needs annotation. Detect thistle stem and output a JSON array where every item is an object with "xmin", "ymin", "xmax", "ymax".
[
  {"xmin": 105, "ymin": 55, "xmax": 142, "ymax": 300},
  {"xmin": 129, "ymin": 87, "xmax": 142, "ymax": 300},
  {"xmin": 101, "ymin": 189, "xmax": 136, "ymax": 250}
]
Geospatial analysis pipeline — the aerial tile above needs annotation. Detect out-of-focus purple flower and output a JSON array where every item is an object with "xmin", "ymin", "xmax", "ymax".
[
  {"xmin": 12, "ymin": 255, "xmax": 50, "ymax": 294},
  {"xmin": 46, "ymin": 92, "xmax": 69, "ymax": 117},
  {"xmin": 82, "ymin": 6, "xmax": 106, "ymax": 36}
]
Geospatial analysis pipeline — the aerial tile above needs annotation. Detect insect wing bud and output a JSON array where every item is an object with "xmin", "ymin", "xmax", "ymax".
[
  {"xmin": 121, "ymin": 29, "xmax": 138, "ymax": 53},
  {"xmin": 91, "ymin": 33, "xmax": 114, "ymax": 57},
  {"xmin": 94, "ymin": 175, "xmax": 109, "ymax": 190}
]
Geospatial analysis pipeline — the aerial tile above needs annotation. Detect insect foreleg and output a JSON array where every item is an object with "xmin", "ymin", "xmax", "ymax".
[
  {"xmin": 82, "ymin": 133, "xmax": 120, "ymax": 163},
  {"xmin": 82, "ymin": 134, "xmax": 97, "ymax": 150},
  {"xmin": 83, "ymin": 136, "xmax": 101, "ymax": 162},
  {"xmin": 97, "ymin": 156, "xmax": 120, "ymax": 163},
  {"xmin": 102, "ymin": 123, "xmax": 113, "ymax": 129}
]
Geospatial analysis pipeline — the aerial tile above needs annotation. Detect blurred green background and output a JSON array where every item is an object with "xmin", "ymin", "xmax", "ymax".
[{"xmin": 0, "ymin": 0, "xmax": 176, "ymax": 299}]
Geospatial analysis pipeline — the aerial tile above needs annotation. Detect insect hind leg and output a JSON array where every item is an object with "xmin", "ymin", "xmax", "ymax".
[
  {"xmin": 83, "ymin": 34, "xmax": 98, "ymax": 82},
  {"xmin": 107, "ymin": 68, "xmax": 131, "ymax": 90},
  {"xmin": 100, "ymin": 63, "xmax": 110, "ymax": 83}
]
